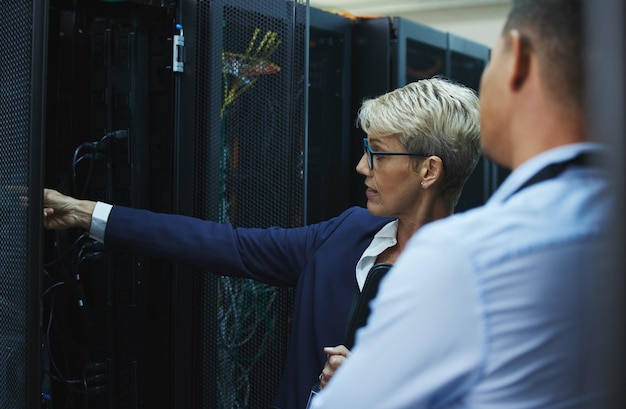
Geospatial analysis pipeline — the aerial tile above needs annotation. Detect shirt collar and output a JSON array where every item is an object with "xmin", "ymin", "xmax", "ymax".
[
  {"xmin": 488, "ymin": 142, "xmax": 607, "ymax": 204},
  {"xmin": 355, "ymin": 220, "xmax": 398, "ymax": 290}
]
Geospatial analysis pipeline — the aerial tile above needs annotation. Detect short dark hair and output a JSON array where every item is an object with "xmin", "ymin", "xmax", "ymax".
[{"xmin": 503, "ymin": 0, "xmax": 584, "ymax": 109}]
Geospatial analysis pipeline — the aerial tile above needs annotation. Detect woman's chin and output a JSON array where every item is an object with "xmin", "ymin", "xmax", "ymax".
[{"xmin": 366, "ymin": 201, "xmax": 384, "ymax": 216}]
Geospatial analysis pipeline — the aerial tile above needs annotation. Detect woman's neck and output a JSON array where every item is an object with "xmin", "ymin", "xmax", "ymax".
[
  {"xmin": 396, "ymin": 204, "xmax": 451, "ymax": 249},
  {"xmin": 376, "ymin": 207, "xmax": 451, "ymax": 265}
]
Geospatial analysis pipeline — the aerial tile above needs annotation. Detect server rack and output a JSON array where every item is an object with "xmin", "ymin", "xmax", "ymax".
[
  {"xmin": 172, "ymin": 1, "xmax": 307, "ymax": 407},
  {"xmin": 307, "ymin": 8, "xmax": 353, "ymax": 223},
  {"xmin": 0, "ymin": 0, "xmax": 47, "ymax": 408},
  {"xmin": 43, "ymin": 1, "xmax": 308, "ymax": 407},
  {"xmin": 44, "ymin": 2, "xmax": 176, "ymax": 408},
  {"xmin": 42, "ymin": 1, "xmax": 308, "ymax": 407}
]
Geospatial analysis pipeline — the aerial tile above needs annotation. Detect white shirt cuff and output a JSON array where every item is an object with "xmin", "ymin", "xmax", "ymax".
[{"xmin": 89, "ymin": 201, "xmax": 113, "ymax": 243}]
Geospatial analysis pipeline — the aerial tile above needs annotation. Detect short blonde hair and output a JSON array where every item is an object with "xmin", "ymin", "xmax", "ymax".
[{"xmin": 357, "ymin": 77, "xmax": 481, "ymax": 207}]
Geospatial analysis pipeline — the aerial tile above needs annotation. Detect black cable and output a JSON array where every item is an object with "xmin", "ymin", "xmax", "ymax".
[
  {"xmin": 41, "ymin": 281, "xmax": 93, "ymax": 399},
  {"xmin": 41, "ymin": 281, "xmax": 65, "ymax": 299},
  {"xmin": 71, "ymin": 129, "xmax": 128, "ymax": 196},
  {"xmin": 44, "ymin": 232, "xmax": 90, "ymax": 268}
]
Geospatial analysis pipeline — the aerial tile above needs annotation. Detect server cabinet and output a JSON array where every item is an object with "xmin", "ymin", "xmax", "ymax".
[
  {"xmin": 351, "ymin": 17, "xmax": 448, "ymax": 113},
  {"xmin": 173, "ymin": 1, "xmax": 307, "ymax": 407},
  {"xmin": 307, "ymin": 8, "xmax": 353, "ymax": 223},
  {"xmin": 43, "ymin": 1, "xmax": 308, "ymax": 407},
  {"xmin": 0, "ymin": 0, "xmax": 47, "ymax": 407},
  {"xmin": 44, "ymin": 2, "xmax": 176, "ymax": 408}
]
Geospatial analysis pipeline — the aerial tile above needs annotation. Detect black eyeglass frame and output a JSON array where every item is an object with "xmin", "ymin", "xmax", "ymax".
[{"xmin": 362, "ymin": 138, "xmax": 429, "ymax": 170}]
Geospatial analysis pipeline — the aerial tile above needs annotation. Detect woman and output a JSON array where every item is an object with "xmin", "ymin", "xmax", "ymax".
[
  {"xmin": 43, "ymin": 77, "xmax": 481, "ymax": 409},
  {"xmin": 317, "ymin": 77, "xmax": 481, "ymax": 392}
]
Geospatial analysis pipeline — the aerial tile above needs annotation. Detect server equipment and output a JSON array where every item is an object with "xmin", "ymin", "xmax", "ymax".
[
  {"xmin": 307, "ymin": 8, "xmax": 353, "ymax": 223},
  {"xmin": 170, "ymin": 0, "xmax": 307, "ymax": 407},
  {"xmin": 43, "ymin": 0, "xmax": 307, "ymax": 408},
  {"xmin": 0, "ymin": 1, "xmax": 46, "ymax": 408},
  {"xmin": 44, "ymin": 2, "xmax": 176, "ymax": 407}
]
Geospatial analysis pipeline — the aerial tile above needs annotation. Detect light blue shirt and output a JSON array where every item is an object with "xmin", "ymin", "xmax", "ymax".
[{"xmin": 311, "ymin": 143, "xmax": 616, "ymax": 408}]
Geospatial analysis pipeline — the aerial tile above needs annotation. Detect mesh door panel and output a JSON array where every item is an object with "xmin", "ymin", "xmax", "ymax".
[
  {"xmin": 190, "ymin": 1, "xmax": 307, "ymax": 407},
  {"xmin": 0, "ymin": 0, "xmax": 42, "ymax": 407}
]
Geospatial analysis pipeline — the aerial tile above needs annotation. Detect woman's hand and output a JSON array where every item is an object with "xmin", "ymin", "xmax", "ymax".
[
  {"xmin": 43, "ymin": 188, "xmax": 96, "ymax": 231},
  {"xmin": 319, "ymin": 345, "xmax": 350, "ymax": 389}
]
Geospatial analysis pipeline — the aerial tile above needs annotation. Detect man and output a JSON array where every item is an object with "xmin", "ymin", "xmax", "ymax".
[{"xmin": 310, "ymin": 0, "xmax": 617, "ymax": 407}]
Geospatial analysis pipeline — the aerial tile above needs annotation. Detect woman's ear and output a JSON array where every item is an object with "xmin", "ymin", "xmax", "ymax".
[{"xmin": 419, "ymin": 156, "xmax": 444, "ymax": 189}]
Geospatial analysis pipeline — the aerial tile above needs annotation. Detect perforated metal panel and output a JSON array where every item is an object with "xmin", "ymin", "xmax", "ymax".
[
  {"xmin": 183, "ymin": 1, "xmax": 307, "ymax": 407},
  {"xmin": 0, "ymin": 0, "xmax": 45, "ymax": 407}
]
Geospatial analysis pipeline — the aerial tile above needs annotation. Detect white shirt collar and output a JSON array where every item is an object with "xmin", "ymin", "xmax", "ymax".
[{"xmin": 355, "ymin": 220, "xmax": 398, "ymax": 291}]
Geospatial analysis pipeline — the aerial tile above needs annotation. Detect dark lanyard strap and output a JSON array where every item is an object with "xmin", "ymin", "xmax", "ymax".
[
  {"xmin": 509, "ymin": 152, "xmax": 597, "ymax": 197},
  {"xmin": 345, "ymin": 263, "xmax": 393, "ymax": 350}
]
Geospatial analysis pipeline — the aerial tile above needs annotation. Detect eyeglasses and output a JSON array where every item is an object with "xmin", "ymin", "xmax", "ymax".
[{"xmin": 362, "ymin": 138, "xmax": 428, "ymax": 170}]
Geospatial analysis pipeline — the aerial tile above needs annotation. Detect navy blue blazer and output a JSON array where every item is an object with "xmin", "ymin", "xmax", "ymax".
[{"xmin": 105, "ymin": 205, "xmax": 394, "ymax": 409}]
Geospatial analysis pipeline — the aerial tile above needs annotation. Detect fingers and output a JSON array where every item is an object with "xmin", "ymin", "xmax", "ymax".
[
  {"xmin": 319, "ymin": 345, "xmax": 351, "ymax": 389},
  {"xmin": 320, "ymin": 356, "xmax": 346, "ymax": 388},
  {"xmin": 319, "ymin": 362, "xmax": 331, "ymax": 389},
  {"xmin": 42, "ymin": 189, "xmax": 74, "ymax": 230},
  {"xmin": 326, "ymin": 351, "xmax": 348, "ymax": 370},
  {"xmin": 43, "ymin": 188, "xmax": 60, "ymax": 205},
  {"xmin": 323, "ymin": 344, "xmax": 350, "ymax": 358}
]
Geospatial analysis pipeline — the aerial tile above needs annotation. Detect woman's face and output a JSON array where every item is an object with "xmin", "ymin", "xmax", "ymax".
[{"xmin": 356, "ymin": 136, "xmax": 423, "ymax": 218}]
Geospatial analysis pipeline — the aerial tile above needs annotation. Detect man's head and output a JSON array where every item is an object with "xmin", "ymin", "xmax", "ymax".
[
  {"xmin": 504, "ymin": 0, "xmax": 584, "ymax": 109},
  {"xmin": 479, "ymin": 0, "xmax": 585, "ymax": 169}
]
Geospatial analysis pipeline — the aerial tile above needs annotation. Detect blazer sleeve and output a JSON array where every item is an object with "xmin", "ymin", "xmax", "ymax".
[{"xmin": 104, "ymin": 205, "xmax": 359, "ymax": 287}]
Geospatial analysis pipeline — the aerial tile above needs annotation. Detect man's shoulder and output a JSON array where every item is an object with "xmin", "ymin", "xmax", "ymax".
[{"xmin": 414, "ymin": 176, "xmax": 613, "ymax": 270}]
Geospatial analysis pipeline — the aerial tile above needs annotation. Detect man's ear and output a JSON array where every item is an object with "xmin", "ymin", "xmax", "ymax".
[
  {"xmin": 420, "ymin": 156, "xmax": 444, "ymax": 189},
  {"xmin": 507, "ymin": 29, "xmax": 531, "ymax": 91}
]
